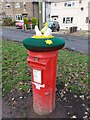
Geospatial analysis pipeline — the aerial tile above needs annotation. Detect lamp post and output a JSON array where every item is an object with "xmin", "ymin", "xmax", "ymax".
[{"xmin": 38, "ymin": 0, "xmax": 42, "ymax": 30}]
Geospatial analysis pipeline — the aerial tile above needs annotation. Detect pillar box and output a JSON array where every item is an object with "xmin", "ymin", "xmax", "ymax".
[{"xmin": 23, "ymin": 35, "xmax": 65, "ymax": 115}]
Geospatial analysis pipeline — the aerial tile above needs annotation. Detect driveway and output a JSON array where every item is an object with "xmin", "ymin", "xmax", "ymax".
[{"xmin": 1, "ymin": 27, "xmax": 88, "ymax": 53}]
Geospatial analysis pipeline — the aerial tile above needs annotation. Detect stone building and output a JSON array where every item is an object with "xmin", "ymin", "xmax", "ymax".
[{"xmin": 0, "ymin": 1, "xmax": 38, "ymax": 21}]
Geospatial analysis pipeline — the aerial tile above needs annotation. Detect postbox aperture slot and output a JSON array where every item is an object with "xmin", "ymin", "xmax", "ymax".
[
  {"xmin": 34, "ymin": 57, "xmax": 39, "ymax": 62},
  {"xmin": 33, "ymin": 69, "xmax": 42, "ymax": 84}
]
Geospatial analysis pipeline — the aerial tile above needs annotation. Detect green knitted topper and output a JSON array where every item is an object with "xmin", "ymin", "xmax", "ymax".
[{"xmin": 22, "ymin": 37, "xmax": 65, "ymax": 52}]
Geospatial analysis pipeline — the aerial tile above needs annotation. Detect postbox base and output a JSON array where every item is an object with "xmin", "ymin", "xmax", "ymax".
[
  {"xmin": 32, "ymin": 85, "xmax": 56, "ymax": 115},
  {"xmin": 33, "ymin": 95, "xmax": 55, "ymax": 115}
]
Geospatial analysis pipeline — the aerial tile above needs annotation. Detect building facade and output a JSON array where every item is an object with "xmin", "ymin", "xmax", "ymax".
[
  {"xmin": 50, "ymin": 0, "xmax": 89, "ymax": 30},
  {"xmin": 0, "ymin": 2, "xmax": 38, "ymax": 21}
]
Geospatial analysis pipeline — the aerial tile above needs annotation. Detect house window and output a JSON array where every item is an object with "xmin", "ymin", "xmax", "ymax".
[
  {"xmin": 68, "ymin": 3, "xmax": 71, "ymax": 7},
  {"xmin": 5, "ymin": 3, "xmax": 10, "ymax": 8},
  {"xmin": 64, "ymin": 3, "xmax": 67, "ymax": 6},
  {"xmin": 8, "ymin": 15, "xmax": 12, "ymax": 18},
  {"xmin": 63, "ymin": 18, "xmax": 65, "ymax": 23},
  {"xmin": 85, "ymin": 17, "xmax": 90, "ymax": 24},
  {"xmin": 15, "ymin": 15, "xmax": 22, "ymax": 21},
  {"xmin": 5, "ymin": 15, "xmax": 11, "ymax": 18},
  {"xmin": 72, "ymin": 2, "xmax": 75, "ymax": 6},
  {"xmin": 15, "ymin": 3, "xmax": 20, "ymax": 8},
  {"xmin": 79, "ymin": 0, "xmax": 82, "ymax": 3},
  {"xmin": 64, "ymin": 2, "xmax": 75, "ymax": 7},
  {"xmin": 71, "ymin": 17, "xmax": 73, "ymax": 23},
  {"xmin": 63, "ymin": 17, "xmax": 73, "ymax": 24}
]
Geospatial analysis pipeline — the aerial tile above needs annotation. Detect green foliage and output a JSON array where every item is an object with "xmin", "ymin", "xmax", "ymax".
[
  {"xmin": 24, "ymin": 17, "xmax": 29, "ymax": 29},
  {"xmin": 11, "ymin": 21, "xmax": 16, "ymax": 26},
  {"xmin": 32, "ymin": 17, "xmax": 37, "ymax": 29},
  {"xmin": 2, "ymin": 40, "xmax": 31, "ymax": 94},
  {"xmin": 2, "ymin": 17, "xmax": 16, "ymax": 26},
  {"xmin": 4, "ymin": 81, "xmax": 12, "ymax": 93},
  {"xmin": 70, "ymin": 84, "xmax": 78, "ymax": 93},
  {"xmin": 32, "ymin": 17, "xmax": 37, "ymax": 25},
  {"xmin": 20, "ymin": 84, "xmax": 30, "ymax": 91},
  {"xmin": 57, "ymin": 50, "xmax": 88, "ymax": 94}
]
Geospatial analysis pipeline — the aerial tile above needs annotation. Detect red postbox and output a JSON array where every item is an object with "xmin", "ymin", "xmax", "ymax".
[
  {"xmin": 23, "ymin": 36, "xmax": 65, "ymax": 115},
  {"xmin": 27, "ymin": 50, "xmax": 58, "ymax": 115}
]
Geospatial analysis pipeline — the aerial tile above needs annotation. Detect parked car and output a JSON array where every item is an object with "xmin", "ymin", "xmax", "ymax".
[
  {"xmin": 15, "ymin": 20, "xmax": 24, "ymax": 29},
  {"xmin": 48, "ymin": 21, "xmax": 60, "ymax": 32}
]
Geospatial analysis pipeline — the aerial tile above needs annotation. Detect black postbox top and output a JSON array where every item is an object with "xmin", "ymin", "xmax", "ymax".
[{"xmin": 22, "ymin": 36, "xmax": 65, "ymax": 52}]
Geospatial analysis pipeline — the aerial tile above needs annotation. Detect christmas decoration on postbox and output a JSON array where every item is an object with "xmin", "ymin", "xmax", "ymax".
[{"xmin": 22, "ymin": 22, "xmax": 65, "ymax": 115}]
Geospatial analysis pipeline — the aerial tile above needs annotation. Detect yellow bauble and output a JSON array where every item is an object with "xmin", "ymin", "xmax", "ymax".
[{"xmin": 45, "ymin": 22, "xmax": 48, "ymax": 27}]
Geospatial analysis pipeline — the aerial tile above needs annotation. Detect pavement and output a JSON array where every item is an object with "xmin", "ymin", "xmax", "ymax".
[{"xmin": 1, "ymin": 26, "xmax": 88, "ymax": 53}]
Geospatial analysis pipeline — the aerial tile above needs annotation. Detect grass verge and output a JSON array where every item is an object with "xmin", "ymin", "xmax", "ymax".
[
  {"xmin": 57, "ymin": 49, "xmax": 88, "ymax": 94},
  {"xmin": 2, "ymin": 40, "xmax": 89, "ymax": 95}
]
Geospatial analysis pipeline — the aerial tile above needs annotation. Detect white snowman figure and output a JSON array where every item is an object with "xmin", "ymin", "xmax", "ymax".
[
  {"xmin": 35, "ymin": 25, "xmax": 42, "ymax": 36},
  {"xmin": 44, "ymin": 28, "xmax": 52, "ymax": 37}
]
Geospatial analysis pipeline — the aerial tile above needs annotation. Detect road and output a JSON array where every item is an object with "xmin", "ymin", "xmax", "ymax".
[{"xmin": 1, "ymin": 27, "xmax": 88, "ymax": 53}]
